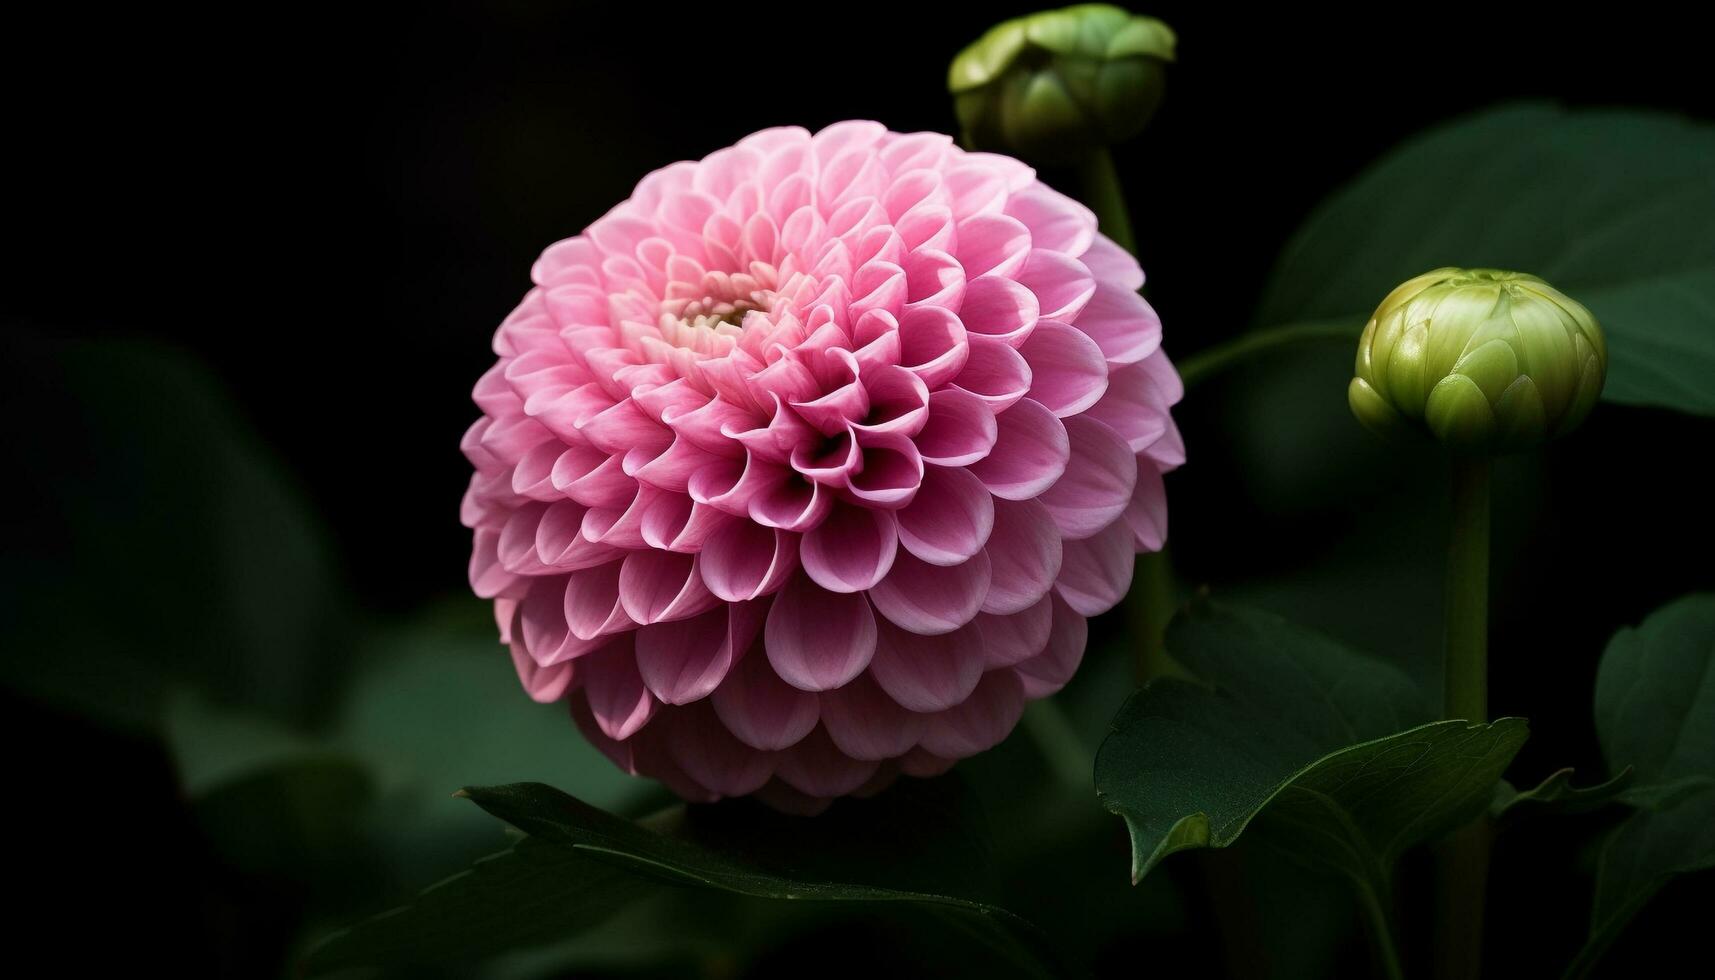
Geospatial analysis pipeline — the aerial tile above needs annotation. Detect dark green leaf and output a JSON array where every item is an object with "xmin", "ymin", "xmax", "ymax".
[
  {"xmin": 1594, "ymin": 593, "xmax": 1715, "ymax": 792},
  {"xmin": 1095, "ymin": 600, "xmax": 1524, "ymax": 887},
  {"xmin": 1567, "ymin": 594, "xmax": 1715, "ymax": 976},
  {"xmin": 1491, "ymin": 767, "xmax": 1634, "ymax": 827},
  {"xmin": 0, "ymin": 336, "xmax": 349, "ymax": 728},
  {"xmin": 1255, "ymin": 104, "xmax": 1715, "ymax": 417},
  {"xmin": 307, "ymin": 781, "xmax": 1055, "ymax": 976}
]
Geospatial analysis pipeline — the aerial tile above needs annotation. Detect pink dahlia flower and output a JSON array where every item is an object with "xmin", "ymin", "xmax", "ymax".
[{"xmin": 462, "ymin": 122, "xmax": 1182, "ymax": 813}]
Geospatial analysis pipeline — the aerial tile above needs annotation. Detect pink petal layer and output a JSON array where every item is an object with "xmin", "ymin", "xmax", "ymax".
[{"xmin": 764, "ymin": 571, "xmax": 878, "ymax": 691}]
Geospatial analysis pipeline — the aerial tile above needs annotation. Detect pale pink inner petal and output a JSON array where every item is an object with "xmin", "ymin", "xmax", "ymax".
[
  {"xmin": 951, "ymin": 337, "xmax": 1033, "ymax": 411},
  {"xmin": 1017, "ymin": 249, "xmax": 1096, "ymax": 321},
  {"xmin": 958, "ymin": 274, "xmax": 1040, "ymax": 348}
]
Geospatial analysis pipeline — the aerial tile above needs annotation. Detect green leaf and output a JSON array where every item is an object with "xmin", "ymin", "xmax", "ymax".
[
  {"xmin": 306, "ymin": 781, "xmax": 1056, "ymax": 976},
  {"xmin": 1492, "ymin": 767, "xmax": 1634, "ymax": 827},
  {"xmin": 1095, "ymin": 601, "xmax": 1525, "ymax": 887},
  {"xmin": 1255, "ymin": 103, "xmax": 1715, "ymax": 417},
  {"xmin": 1567, "ymin": 594, "xmax": 1715, "ymax": 976},
  {"xmin": 0, "ymin": 336, "xmax": 350, "ymax": 729}
]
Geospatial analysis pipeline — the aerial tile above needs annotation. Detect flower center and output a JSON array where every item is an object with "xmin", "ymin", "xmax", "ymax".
[{"xmin": 657, "ymin": 267, "xmax": 780, "ymax": 355}]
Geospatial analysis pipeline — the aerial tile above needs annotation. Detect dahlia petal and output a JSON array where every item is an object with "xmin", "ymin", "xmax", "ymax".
[
  {"xmin": 1020, "ymin": 319, "xmax": 1110, "ymax": 418},
  {"xmin": 639, "ymin": 493, "xmax": 734, "ymax": 553},
  {"xmin": 1078, "ymin": 236, "xmax": 1144, "ymax": 291},
  {"xmin": 570, "ymin": 692, "xmax": 638, "ymax": 774},
  {"xmin": 915, "ymin": 388, "xmax": 999, "ymax": 467},
  {"xmin": 509, "ymin": 641, "xmax": 575, "ymax": 704},
  {"xmin": 901, "ymin": 248, "xmax": 966, "ymax": 310},
  {"xmin": 1085, "ymin": 359, "xmax": 1171, "ymax": 452},
  {"xmin": 551, "ymin": 445, "xmax": 636, "ymax": 508},
  {"xmin": 619, "ymin": 550, "xmax": 720, "ymax": 625},
  {"xmin": 869, "ymin": 618, "xmax": 986, "ymax": 712},
  {"xmin": 580, "ymin": 486, "xmax": 653, "ymax": 549},
  {"xmin": 775, "ymin": 727, "xmax": 881, "ymax": 798},
  {"xmin": 790, "ymin": 380, "xmax": 870, "ymax": 436},
  {"xmin": 974, "ymin": 594, "xmax": 1055, "ymax": 668},
  {"xmin": 748, "ymin": 469, "xmax": 833, "ymax": 532},
  {"xmin": 699, "ymin": 520, "xmax": 800, "ymax": 601},
  {"xmin": 881, "ymin": 170, "xmax": 945, "ymax": 223},
  {"xmin": 849, "ymin": 261, "xmax": 907, "ymax": 322},
  {"xmin": 800, "ymin": 503, "xmax": 898, "ymax": 593},
  {"xmin": 896, "ymin": 305, "xmax": 969, "ymax": 388},
  {"xmin": 763, "ymin": 571, "xmax": 878, "ymax": 691},
  {"xmin": 868, "ymin": 548, "xmax": 991, "ymax": 636},
  {"xmin": 959, "ymin": 274, "xmax": 1040, "ymax": 348},
  {"xmin": 843, "ymin": 434, "xmax": 924, "ymax": 509},
  {"xmin": 1074, "ymin": 282, "xmax": 1162, "ymax": 367},
  {"xmin": 563, "ymin": 560, "xmax": 636, "ymax": 640},
  {"xmin": 537, "ymin": 500, "xmax": 623, "ymax": 570},
  {"xmin": 895, "ymin": 465, "xmax": 994, "ymax": 566},
  {"xmin": 818, "ymin": 672, "xmax": 927, "ymax": 761},
  {"xmin": 636, "ymin": 599, "xmax": 766, "ymax": 705},
  {"xmin": 788, "ymin": 430, "xmax": 862, "ymax": 485},
  {"xmin": 1040, "ymin": 416, "xmax": 1138, "ymax": 540},
  {"xmin": 1145, "ymin": 414, "xmax": 1186, "ymax": 471},
  {"xmin": 713, "ymin": 636, "xmax": 820, "ymax": 750},
  {"xmin": 1017, "ymin": 249, "xmax": 1096, "ymax": 322},
  {"xmin": 1124, "ymin": 464, "xmax": 1168, "ymax": 552},
  {"xmin": 918, "ymin": 669, "xmax": 1026, "ymax": 758},
  {"xmin": 898, "ymin": 747, "xmax": 957, "ymax": 778},
  {"xmin": 851, "ymin": 364, "xmax": 929, "ymax": 438},
  {"xmin": 954, "ymin": 212, "xmax": 1032, "ymax": 279},
  {"xmin": 1054, "ymin": 520, "xmax": 1137, "ymax": 617},
  {"xmin": 951, "ymin": 336, "xmax": 1033, "ymax": 411},
  {"xmin": 1003, "ymin": 184, "xmax": 1096, "ymax": 257},
  {"xmin": 498, "ymin": 502, "xmax": 554, "ymax": 574},
  {"xmin": 968, "ymin": 398, "xmax": 1069, "ymax": 500},
  {"xmin": 580, "ymin": 637, "xmax": 657, "ymax": 741},
  {"xmin": 879, "ymin": 131, "xmax": 953, "ymax": 176},
  {"xmin": 666, "ymin": 702, "xmax": 776, "ymax": 797},
  {"xmin": 469, "ymin": 529, "xmax": 523, "ymax": 599},
  {"xmin": 510, "ymin": 439, "xmax": 567, "ymax": 502},
  {"xmin": 625, "ymin": 436, "xmax": 723, "ymax": 492},
  {"xmin": 895, "ymin": 202, "xmax": 956, "ymax": 253},
  {"xmin": 943, "ymin": 163, "xmax": 1009, "ymax": 218},
  {"xmin": 981, "ymin": 497, "xmax": 1063, "ymax": 615},
  {"xmin": 1014, "ymin": 595, "xmax": 1089, "ymax": 698}
]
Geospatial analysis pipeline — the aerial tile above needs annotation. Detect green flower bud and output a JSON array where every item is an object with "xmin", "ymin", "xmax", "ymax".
[
  {"xmin": 949, "ymin": 4, "xmax": 1176, "ymax": 164},
  {"xmin": 1349, "ymin": 268, "xmax": 1606, "ymax": 454}
]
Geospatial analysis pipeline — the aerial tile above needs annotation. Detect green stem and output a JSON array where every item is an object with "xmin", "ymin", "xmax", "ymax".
[
  {"xmin": 1076, "ymin": 147, "xmax": 1135, "ymax": 253},
  {"xmin": 1177, "ymin": 318, "xmax": 1363, "ymax": 389},
  {"xmin": 1444, "ymin": 455, "xmax": 1490, "ymax": 723},
  {"xmin": 1077, "ymin": 146, "xmax": 1185, "ymax": 683},
  {"xmin": 1021, "ymin": 699, "xmax": 1090, "ymax": 791},
  {"xmin": 1354, "ymin": 877, "xmax": 1407, "ymax": 980},
  {"xmin": 1436, "ymin": 453, "xmax": 1493, "ymax": 980}
]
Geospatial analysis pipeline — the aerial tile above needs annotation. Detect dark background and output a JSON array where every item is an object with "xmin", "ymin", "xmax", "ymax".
[{"xmin": 5, "ymin": 1, "xmax": 1712, "ymax": 976}]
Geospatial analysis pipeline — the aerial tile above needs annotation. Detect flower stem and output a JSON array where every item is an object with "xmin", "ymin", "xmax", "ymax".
[
  {"xmin": 1075, "ymin": 146, "xmax": 1186, "ymax": 683},
  {"xmin": 1022, "ymin": 698, "xmax": 1090, "ymax": 791},
  {"xmin": 1436, "ymin": 453, "xmax": 1493, "ymax": 980},
  {"xmin": 1354, "ymin": 876, "xmax": 1407, "ymax": 980},
  {"xmin": 1177, "ymin": 318, "xmax": 1363, "ymax": 389},
  {"xmin": 1443, "ymin": 455, "xmax": 1490, "ymax": 723},
  {"xmin": 1076, "ymin": 147, "xmax": 1135, "ymax": 254}
]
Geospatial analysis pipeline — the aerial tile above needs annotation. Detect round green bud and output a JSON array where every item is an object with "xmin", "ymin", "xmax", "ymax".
[
  {"xmin": 948, "ymin": 4, "xmax": 1176, "ymax": 164},
  {"xmin": 1348, "ymin": 268, "xmax": 1606, "ymax": 454}
]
